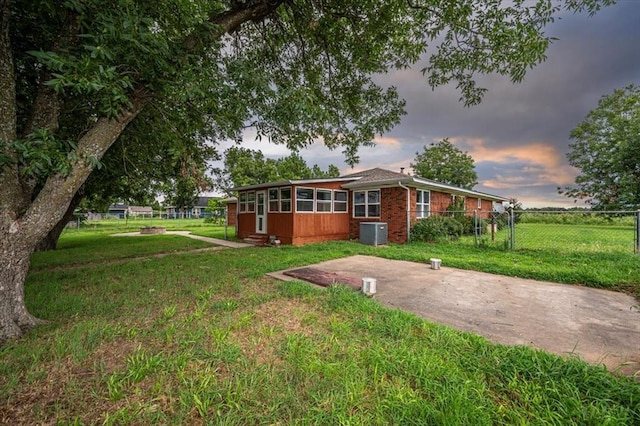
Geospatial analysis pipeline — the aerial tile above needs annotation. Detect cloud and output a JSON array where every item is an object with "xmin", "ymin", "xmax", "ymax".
[{"xmin": 372, "ymin": 136, "xmax": 401, "ymax": 147}]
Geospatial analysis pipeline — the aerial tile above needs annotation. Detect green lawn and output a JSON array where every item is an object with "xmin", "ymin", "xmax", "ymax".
[{"xmin": 1, "ymin": 227, "xmax": 638, "ymax": 424}]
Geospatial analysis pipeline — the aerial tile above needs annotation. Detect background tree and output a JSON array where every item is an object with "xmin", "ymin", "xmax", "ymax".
[
  {"xmin": 1, "ymin": 0, "xmax": 613, "ymax": 342},
  {"xmin": 411, "ymin": 138, "xmax": 478, "ymax": 189},
  {"xmin": 215, "ymin": 147, "xmax": 340, "ymax": 193},
  {"xmin": 561, "ymin": 84, "xmax": 640, "ymax": 210}
]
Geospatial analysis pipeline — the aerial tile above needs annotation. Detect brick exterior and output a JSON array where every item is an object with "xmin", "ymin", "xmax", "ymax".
[
  {"xmin": 349, "ymin": 187, "xmax": 411, "ymax": 244},
  {"xmin": 348, "ymin": 188, "xmax": 497, "ymax": 244}
]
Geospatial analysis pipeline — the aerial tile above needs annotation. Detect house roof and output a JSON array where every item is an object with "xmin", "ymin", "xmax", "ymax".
[
  {"xmin": 232, "ymin": 177, "xmax": 359, "ymax": 192},
  {"xmin": 340, "ymin": 168, "xmax": 509, "ymax": 202},
  {"xmin": 231, "ymin": 168, "xmax": 509, "ymax": 202},
  {"xmin": 128, "ymin": 206, "xmax": 153, "ymax": 213}
]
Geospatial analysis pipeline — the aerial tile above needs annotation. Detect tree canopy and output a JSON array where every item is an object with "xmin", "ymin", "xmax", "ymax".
[
  {"xmin": 411, "ymin": 138, "xmax": 478, "ymax": 189},
  {"xmin": 0, "ymin": 0, "xmax": 615, "ymax": 342},
  {"xmin": 561, "ymin": 84, "xmax": 640, "ymax": 210},
  {"xmin": 216, "ymin": 147, "xmax": 339, "ymax": 192}
]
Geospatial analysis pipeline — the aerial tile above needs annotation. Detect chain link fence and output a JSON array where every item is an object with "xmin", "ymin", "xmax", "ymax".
[
  {"xmin": 411, "ymin": 209, "xmax": 640, "ymax": 254},
  {"xmin": 66, "ymin": 208, "xmax": 230, "ymax": 230}
]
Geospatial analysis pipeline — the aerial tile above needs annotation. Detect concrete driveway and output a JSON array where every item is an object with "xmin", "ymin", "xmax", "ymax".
[{"xmin": 270, "ymin": 255, "xmax": 640, "ymax": 376}]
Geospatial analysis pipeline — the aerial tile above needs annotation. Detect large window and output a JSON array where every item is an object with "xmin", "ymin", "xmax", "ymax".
[
  {"xmin": 268, "ymin": 189, "xmax": 279, "ymax": 212},
  {"xmin": 239, "ymin": 192, "xmax": 247, "ymax": 213},
  {"xmin": 316, "ymin": 189, "xmax": 332, "ymax": 212},
  {"xmin": 333, "ymin": 190, "xmax": 348, "ymax": 212},
  {"xmin": 354, "ymin": 190, "xmax": 380, "ymax": 218},
  {"xmin": 296, "ymin": 187, "xmax": 314, "ymax": 212},
  {"xmin": 268, "ymin": 187, "xmax": 293, "ymax": 212},
  {"xmin": 247, "ymin": 191, "xmax": 255, "ymax": 212},
  {"xmin": 280, "ymin": 188, "xmax": 292, "ymax": 212},
  {"xmin": 416, "ymin": 190, "xmax": 430, "ymax": 218}
]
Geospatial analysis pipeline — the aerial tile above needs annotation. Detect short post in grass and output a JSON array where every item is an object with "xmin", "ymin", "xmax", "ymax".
[{"xmin": 636, "ymin": 210, "xmax": 640, "ymax": 254}]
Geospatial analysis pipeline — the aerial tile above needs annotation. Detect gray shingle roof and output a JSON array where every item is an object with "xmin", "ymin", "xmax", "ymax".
[{"xmin": 340, "ymin": 167, "xmax": 407, "ymax": 182}]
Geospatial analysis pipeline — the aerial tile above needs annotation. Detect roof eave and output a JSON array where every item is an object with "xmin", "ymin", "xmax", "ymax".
[{"xmin": 342, "ymin": 177, "xmax": 509, "ymax": 201}]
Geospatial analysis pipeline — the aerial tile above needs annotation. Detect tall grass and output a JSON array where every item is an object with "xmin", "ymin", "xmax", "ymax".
[{"xmin": 1, "ymin": 236, "xmax": 638, "ymax": 424}]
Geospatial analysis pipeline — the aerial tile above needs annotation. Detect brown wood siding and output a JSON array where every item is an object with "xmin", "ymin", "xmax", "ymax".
[
  {"xmin": 236, "ymin": 212, "xmax": 254, "ymax": 239},
  {"xmin": 226, "ymin": 203, "xmax": 237, "ymax": 226},
  {"xmin": 292, "ymin": 211, "xmax": 349, "ymax": 244},
  {"xmin": 236, "ymin": 182, "xmax": 350, "ymax": 245}
]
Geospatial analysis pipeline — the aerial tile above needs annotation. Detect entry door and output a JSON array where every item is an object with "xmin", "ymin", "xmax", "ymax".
[{"xmin": 255, "ymin": 190, "xmax": 267, "ymax": 234}]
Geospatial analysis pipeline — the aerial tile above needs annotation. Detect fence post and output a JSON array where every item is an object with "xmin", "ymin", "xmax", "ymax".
[
  {"xmin": 473, "ymin": 210, "xmax": 478, "ymax": 247},
  {"xmin": 636, "ymin": 210, "xmax": 640, "ymax": 254},
  {"xmin": 510, "ymin": 208, "xmax": 515, "ymax": 251}
]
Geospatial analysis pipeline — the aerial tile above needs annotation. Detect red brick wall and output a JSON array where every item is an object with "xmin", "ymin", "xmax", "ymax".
[
  {"xmin": 430, "ymin": 191, "xmax": 452, "ymax": 213},
  {"xmin": 349, "ymin": 187, "xmax": 411, "ymax": 243}
]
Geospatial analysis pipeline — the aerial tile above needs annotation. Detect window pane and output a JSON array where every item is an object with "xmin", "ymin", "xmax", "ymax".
[
  {"xmin": 354, "ymin": 205, "xmax": 366, "ymax": 217},
  {"xmin": 368, "ymin": 204, "xmax": 380, "ymax": 217},
  {"xmin": 269, "ymin": 189, "xmax": 278, "ymax": 200},
  {"xmin": 269, "ymin": 201, "xmax": 279, "ymax": 212},
  {"xmin": 423, "ymin": 191, "xmax": 430, "ymax": 203},
  {"xmin": 317, "ymin": 189, "xmax": 331, "ymax": 200},
  {"xmin": 334, "ymin": 202, "xmax": 347, "ymax": 212},
  {"xmin": 248, "ymin": 192, "xmax": 255, "ymax": 202},
  {"xmin": 416, "ymin": 191, "xmax": 422, "ymax": 203},
  {"xmin": 280, "ymin": 187, "xmax": 291, "ymax": 200},
  {"xmin": 296, "ymin": 187, "xmax": 314, "ymax": 200},
  {"xmin": 316, "ymin": 202, "xmax": 332, "ymax": 212},
  {"xmin": 240, "ymin": 192, "xmax": 247, "ymax": 202},
  {"xmin": 280, "ymin": 200, "xmax": 292, "ymax": 212},
  {"xmin": 354, "ymin": 191, "xmax": 365, "ymax": 204},
  {"xmin": 368, "ymin": 190, "xmax": 380, "ymax": 203},
  {"xmin": 297, "ymin": 200, "xmax": 313, "ymax": 212},
  {"xmin": 334, "ymin": 191, "xmax": 347, "ymax": 202}
]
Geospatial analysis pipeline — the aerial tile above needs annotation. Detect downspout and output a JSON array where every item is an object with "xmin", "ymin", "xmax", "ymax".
[{"xmin": 398, "ymin": 181, "xmax": 411, "ymax": 242}]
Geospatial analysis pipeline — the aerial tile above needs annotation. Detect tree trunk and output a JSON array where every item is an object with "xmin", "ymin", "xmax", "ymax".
[
  {"xmin": 35, "ymin": 189, "xmax": 84, "ymax": 252},
  {"xmin": 0, "ymin": 236, "xmax": 43, "ymax": 342}
]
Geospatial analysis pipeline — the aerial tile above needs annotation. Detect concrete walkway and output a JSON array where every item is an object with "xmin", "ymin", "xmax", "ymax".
[
  {"xmin": 271, "ymin": 255, "xmax": 640, "ymax": 376},
  {"xmin": 111, "ymin": 230, "xmax": 252, "ymax": 248}
]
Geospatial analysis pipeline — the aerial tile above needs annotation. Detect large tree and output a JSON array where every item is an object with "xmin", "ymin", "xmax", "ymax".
[
  {"xmin": 1, "ymin": 0, "xmax": 614, "ymax": 342},
  {"xmin": 561, "ymin": 84, "xmax": 640, "ymax": 209},
  {"xmin": 411, "ymin": 138, "xmax": 478, "ymax": 189}
]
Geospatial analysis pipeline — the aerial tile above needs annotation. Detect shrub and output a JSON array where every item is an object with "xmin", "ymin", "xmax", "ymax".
[{"xmin": 410, "ymin": 216, "xmax": 463, "ymax": 242}]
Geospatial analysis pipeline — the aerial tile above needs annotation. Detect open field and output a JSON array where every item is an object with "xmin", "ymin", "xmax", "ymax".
[{"xmin": 1, "ymin": 225, "xmax": 638, "ymax": 424}]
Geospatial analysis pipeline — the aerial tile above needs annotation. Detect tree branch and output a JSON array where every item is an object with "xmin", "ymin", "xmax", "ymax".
[{"xmin": 21, "ymin": 89, "xmax": 149, "ymax": 242}]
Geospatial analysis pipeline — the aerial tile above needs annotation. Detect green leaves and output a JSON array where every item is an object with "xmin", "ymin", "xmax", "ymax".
[
  {"xmin": 411, "ymin": 138, "xmax": 478, "ymax": 189},
  {"xmin": 563, "ymin": 84, "xmax": 640, "ymax": 209},
  {"xmin": 2, "ymin": 130, "xmax": 97, "ymax": 178}
]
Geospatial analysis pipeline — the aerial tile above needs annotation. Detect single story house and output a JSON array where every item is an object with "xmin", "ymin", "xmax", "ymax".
[
  {"xmin": 165, "ymin": 197, "xmax": 213, "ymax": 219},
  {"xmin": 230, "ymin": 168, "xmax": 509, "ymax": 245},
  {"xmin": 107, "ymin": 204, "xmax": 153, "ymax": 218}
]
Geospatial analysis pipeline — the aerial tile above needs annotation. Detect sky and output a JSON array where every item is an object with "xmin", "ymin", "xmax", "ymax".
[{"xmin": 215, "ymin": 1, "xmax": 640, "ymax": 208}]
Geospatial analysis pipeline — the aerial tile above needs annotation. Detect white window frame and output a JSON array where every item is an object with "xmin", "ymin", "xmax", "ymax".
[
  {"xmin": 295, "ymin": 187, "xmax": 315, "ymax": 213},
  {"xmin": 268, "ymin": 188, "xmax": 279, "ymax": 212},
  {"xmin": 280, "ymin": 187, "xmax": 292, "ymax": 213},
  {"xmin": 416, "ymin": 189, "xmax": 430, "ymax": 219},
  {"xmin": 333, "ymin": 190, "xmax": 348, "ymax": 213},
  {"xmin": 316, "ymin": 189, "xmax": 332, "ymax": 213},
  {"xmin": 353, "ymin": 189, "xmax": 380, "ymax": 218},
  {"xmin": 477, "ymin": 197, "xmax": 482, "ymax": 209},
  {"xmin": 239, "ymin": 192, "xmax": 247, "ymax": 213},
  {"xmin": 247, "ymin": 191, "xmax": 256, "ymax": 213}
]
